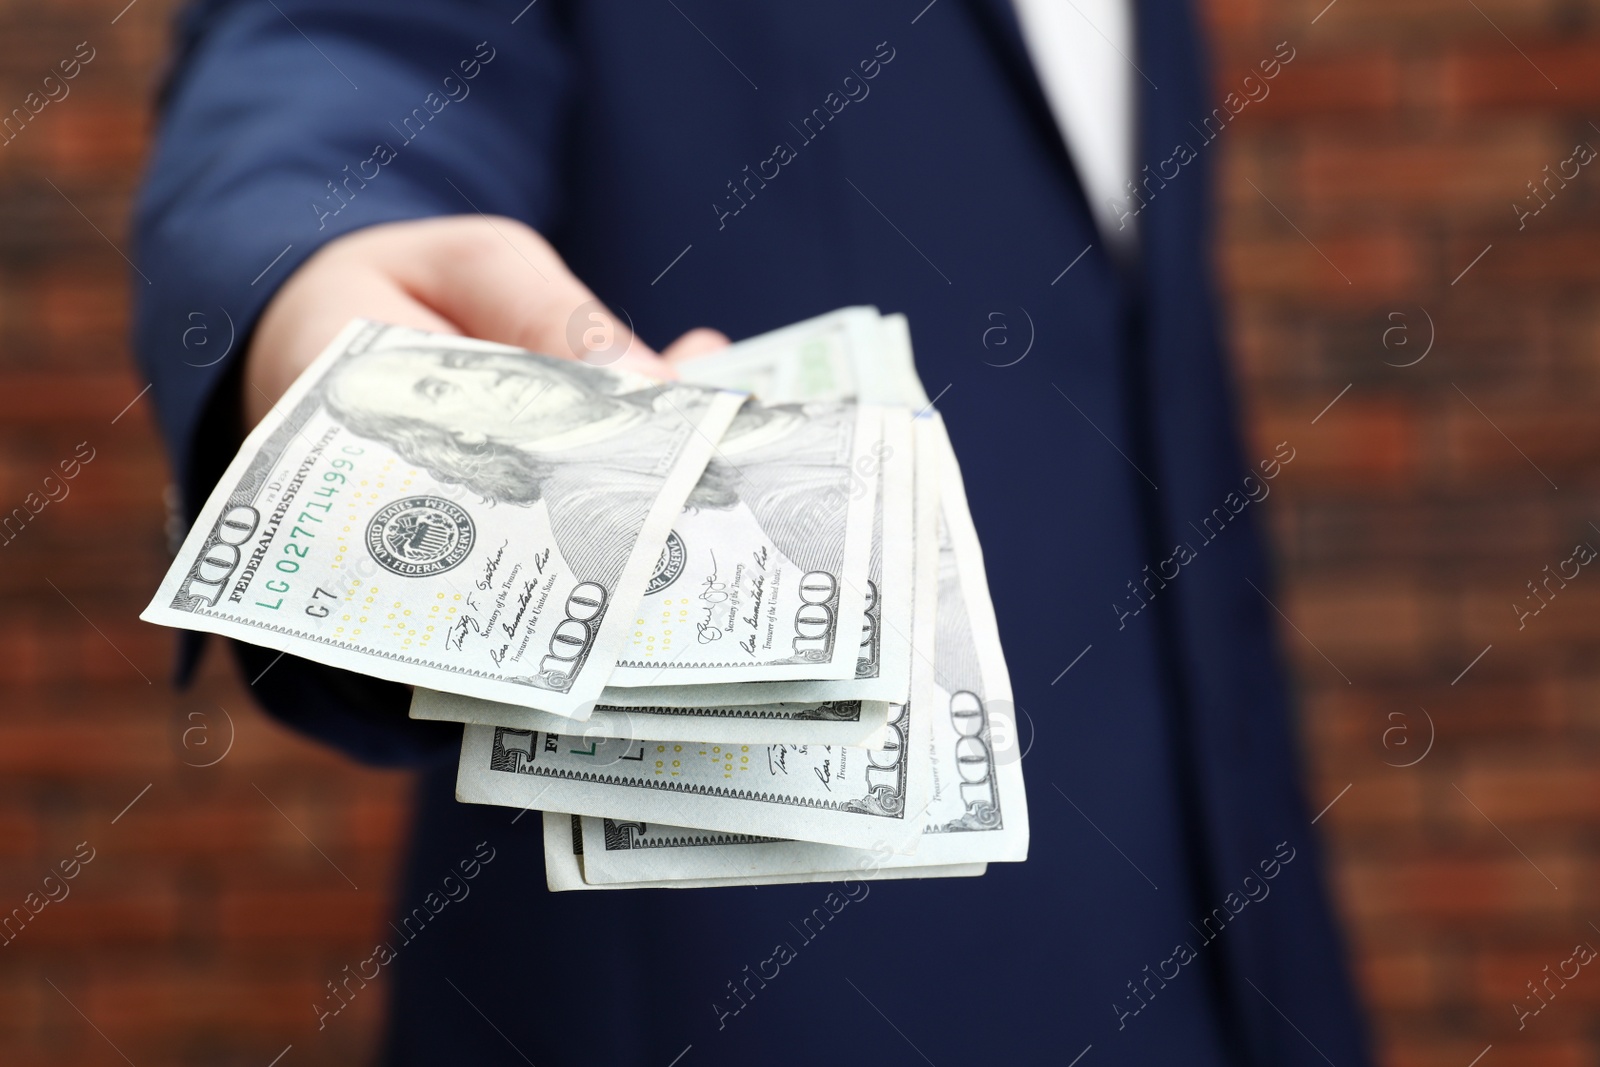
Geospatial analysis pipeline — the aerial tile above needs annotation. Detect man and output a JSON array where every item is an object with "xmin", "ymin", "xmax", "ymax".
[{"xmin": 133, "ymin": 1, "xmax": 1371, "ymax": 1063}]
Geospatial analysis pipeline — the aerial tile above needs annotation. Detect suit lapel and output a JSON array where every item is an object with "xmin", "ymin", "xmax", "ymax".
[{"xmin": 962, "ymin": 0, "xmax": 1095, "ymax": 225}]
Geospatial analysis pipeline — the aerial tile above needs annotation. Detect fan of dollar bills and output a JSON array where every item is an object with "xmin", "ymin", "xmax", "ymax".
[{"xmin": 143, "ymin": 307, "xmax": 1029, "ymax": 890}]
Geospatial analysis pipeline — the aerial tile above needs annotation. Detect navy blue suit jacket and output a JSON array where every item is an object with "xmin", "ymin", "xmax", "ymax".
[{"xmin": 134, "ymin": 1, "xmax": 1371, "ymax": 1063}]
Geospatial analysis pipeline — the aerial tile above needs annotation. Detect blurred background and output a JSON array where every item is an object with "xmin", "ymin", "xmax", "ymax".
[{"xmin": 2, "ymin": 0, "xmax": 1597, "ymax": 1063}]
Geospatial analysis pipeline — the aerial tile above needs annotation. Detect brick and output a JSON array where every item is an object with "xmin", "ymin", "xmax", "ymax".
[
  {"xmin": 1298, "ymin": 0, "xmax": 1562, "ymax": 41},
  {"xmin": 1280, "ymin": 574, "xmax": 1429, "ymax": 671},
  {"xmin": 30, "ymin": 267, "xmax": 128, "ymax": 349},
  {"xmin": 0, "ymin": 372, "xmax": 147, "ymax": 426},
  {"xmin": 1288, "ymin": 497, "xmax": 1562, "ymax": 570},
  {"xmin": 342, "ymin": 791, "xmax": 414, "ymax": 849},
  {"xmin": 0, "ymin": 885, "xmax": 183, "ymax": 948},
  {"xmin": 1439, "ymin": 400, "xmax": 1600, "ymax": 492},
  {"xmin": 1200, "ymin": 0, "xmax": 1266, "ymax": 36},
  {"xmin": 1313, "ymin": 770, "xmax": 1428, "ymax": 829},
  {"xmin": 1387, "ymin": 1038, "xmax": 1587, "ymax": 1067},
  {"xmin": 0, "ymin": 811, "xmax": 42, "ymax": 857},
  {"xmin": 1555, "ymin": 673, "xmax": 1600, "ymax": 738},
  {"xmin": 1473, "ymin": 944, "xmax": 1600, "ymax": 1009},
  {"xmin": 1428, "ymin": 677, "xmax": 1565, "ymax": 741},
  {"xmin": 217, "ymin": 888, "xmax": 392, "ymax": 942},
  {"xmin": 1226, "ymin": 307, "xmax": 1320, "ymax": 390},
  {"xmin": 1258, "ymin": 397, "xmax": 1419, "ymax": 488},
  {"xmin": 1442, "ymin": 40, "xmax": 1600, "ymax": 111},
  {"xmin": 1461, "ymin": 584, "xmax": 1600, "ymax": 650},
  {"xmin": 42, "ymin": 99, "xmax": 147, "ymax": 172},
  {"xmin": 1222, "ymin": 229, "xmax": 1420, "ymax": 301},
  {"xmin": 1239, "ymin": 50, "xmax": 1404, "ymax": 119},
  {"xmin": 1335, "ymin": 852, "xmax": 1573, "ymax": 923},
  {"xmin": 1454, "ymin": 759, "xmax": 1600, "ymax": 824},
  {"xmin": 1464, "ymin": 228, "xmax": 1600, "ymax": 289},
  {"xmin": 1298, "ymin": 124, "xmax": 1561, "ymax": 212},
  {"xmin": 62, "ymin": 966, "xmax": 385, "ymax": 1037},
  {"xmin": 1356, "ymin": 945, "xmax": 1437, "ymax": 1010},
  {"xmin": 0, "ymin": 720, "xmax": 167, "ymax": 776}
]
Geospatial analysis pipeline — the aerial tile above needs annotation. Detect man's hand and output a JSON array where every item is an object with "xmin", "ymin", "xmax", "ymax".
[{"xmin": 244, "ymin": 215, "xmax": 728, "ymax": 428}]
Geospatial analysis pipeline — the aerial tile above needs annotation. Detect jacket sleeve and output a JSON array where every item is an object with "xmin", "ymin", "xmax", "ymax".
[{"xmin": 132, "ymin": 0, "xmax": 575, "ymax": 765}]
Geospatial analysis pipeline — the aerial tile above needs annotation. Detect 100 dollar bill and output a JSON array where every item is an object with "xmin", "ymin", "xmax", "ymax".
[
  {"xmin": 604, "ymin": 403, "xmax": 880, "ymax": 688},
  {"xmin": 694, "ymin": 315, "xmax": 1026, "ymax": 863},
  {"xmin": 456, "ymin": 692, "xmax": 930, "ymax": 853},
  {"xmin": 664, "ymin": 306, "xmax": 916, "ymax": 408},
  {"xmin": 907, "ymin": 418, "xmax": 1029, "ymax": 864},
  {"xmin": 602, "ymin": 313, "xmax": 921, "ymax": 707},
  {"xmin": 542, "ymin": 813, "xmax": 984, "ymax": 891},
  {"xmin": 551, "ymin": 379, "xmax": 1031, "ymax": 881},
  {"xmin": 412, "ymin": 686, "xmax": 891, "ymax": 747},
  {"xmin": 141, "ymin": 320, "xmax": 744, "ymax": 718}
]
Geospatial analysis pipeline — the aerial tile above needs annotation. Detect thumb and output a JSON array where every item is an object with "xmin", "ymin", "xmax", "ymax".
[{"xmin": 385, "ymin": 215, "xmax": 669, "ymax": 377}]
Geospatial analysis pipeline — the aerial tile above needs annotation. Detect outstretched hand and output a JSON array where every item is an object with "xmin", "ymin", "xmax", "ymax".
[{"xmin": 244, "ymin": 215, "xmax": 729, "ymax": 428}]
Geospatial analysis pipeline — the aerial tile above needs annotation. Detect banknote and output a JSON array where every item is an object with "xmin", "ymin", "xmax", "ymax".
[
  {"xmin": 550, "ymin": 415, "xmax": 964, "ymax": 887},
  {"xmin": 872, "ymin": 312, "xmax": 933, "ymax": 409},
  {"xmin": 597, "ymin": 406, "xmax": 917, "ymax": 707},
  {"xmin": 661, "ymin": 306, "xmax": 885, "ymax": 402},
  {"xmin": 689, "ymin": 312, "xmax": 1026, "ymax": 856},
  {"xmin": 542, "ymin": 813, "xmax": 984, "ymax": 891},
  {"xmin": 141, "ymin": 320, "xmax": 745, "ymax": 718},
  {"xmin": 598, "ymin": 310, "xmax": 930, "ymax": 715},
  {"xmin": 904, "ymin": 417, "xmax": 1029, "ymax": 864},
  {"xmin": 664, "ymin": 305, "xmax": 926, "ymax": 410},
  {"xmin": 555, "ymin": 392, "xmax": 1031, "ymax": 883},
  {"xmin": 597, "ymin": 315, "xmax": 923, "ymax": 707},
  {"xmin": 411, "ymin": 686, "xmax": 890, "ymax": 747},
  {"xmin": 455, "ymin": 690, "xmax": 931, "ymax": 852},
  {"xmin": 604, "ymin": 402, "xmax": 879, "ymax": 688}
]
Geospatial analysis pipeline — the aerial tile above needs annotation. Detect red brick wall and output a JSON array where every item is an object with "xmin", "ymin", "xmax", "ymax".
[
  {"xmin": 1208, "ymin": 0, "xmax": 1600, "ymax": 1063},
  {"xmin": 2, "ymin": 0, "xmax": 1597, "ymax": 1063},
  {"xmin": 0, "ymin": 8, "xmax": 412, "ymax": 1064}
]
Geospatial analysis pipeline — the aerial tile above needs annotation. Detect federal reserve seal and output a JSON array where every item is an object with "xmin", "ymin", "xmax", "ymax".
[
  {"xmin": 646, "ymin": 530, "xmax": 687, "ymax": 594},
  {"xmin": 366, "ymin": 496, "xmax": 475, "ymax": 577}
]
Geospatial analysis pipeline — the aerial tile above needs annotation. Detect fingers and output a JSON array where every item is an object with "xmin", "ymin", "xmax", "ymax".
[
  {"xmin": 384, "ymin": 216, "xmax": 665, "ymax": 376},
  {"xmin": 661, "ymin": 328, "xmax": 732, "ymax": 363},
  {"xmin": 246, "ymin": 214, "xmax": 689, "ymax": 430},
  {"xmin": 246, "ymin": 258, "xmax": 458, "ymax": 428}
]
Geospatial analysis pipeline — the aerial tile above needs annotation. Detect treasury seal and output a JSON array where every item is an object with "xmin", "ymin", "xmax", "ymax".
[
  {"xmin": 646, "ymin": 530, "xmax": 687, "ymax": 594},
  {"xmin": 366, "ymin": 496, "xmax": 475, "ymax": 577}
]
